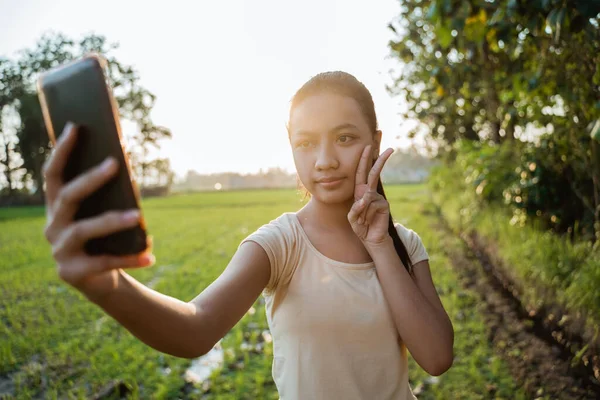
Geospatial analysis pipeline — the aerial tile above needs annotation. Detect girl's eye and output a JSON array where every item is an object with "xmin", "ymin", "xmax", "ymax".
[
  {"xmin": 338, "ymin": 135, "xmax": 353, "ymax": 143},
  {"xmin": 297, "ymin": 141, "xmax": 313, "ymax": 149}
]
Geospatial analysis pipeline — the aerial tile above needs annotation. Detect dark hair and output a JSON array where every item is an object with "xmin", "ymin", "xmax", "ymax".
[{"xmin": 289, "ymin": 71, "xmax": 414, "ymax": 275}]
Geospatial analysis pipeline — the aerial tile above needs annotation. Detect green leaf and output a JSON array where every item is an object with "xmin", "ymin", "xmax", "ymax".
[
  {"xmin": 464, "ymin": 9, "xmax": 487, "ymax": 43},
  {"xmin": 571, "ymin": 344, "xmax": 590, "ymax": 368},
  {"xmin": 512, "ymin": 75, "xmax": 523, "ymax": 94},
  {"xmin": 489, "ymin": 9, "xmax": 504, "ymax": 26},
  {"xmin": 436, "ymin": 23, "xmax": 453, "ymax": 49}
]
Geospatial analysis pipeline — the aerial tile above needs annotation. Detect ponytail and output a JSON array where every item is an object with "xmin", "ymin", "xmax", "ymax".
[{"xmin": 376, "ymin": 178, "xmax": 414, "ymax": 275}]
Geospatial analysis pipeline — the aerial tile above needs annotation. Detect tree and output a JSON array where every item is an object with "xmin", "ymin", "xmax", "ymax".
[
  {"xmin": 15, "ymin": 91, "xmax": 51, "ymax": 200},
  {"xmin": 0, "ymin": 58, "xmax": 26, "ymax": 195},
  {"xmin": 387, "ymin": 0, "xmax": 600, "ymax": 238},
  {"xmin": 0, "ymin": 31, "xmax": 174, "ymax": 198}
]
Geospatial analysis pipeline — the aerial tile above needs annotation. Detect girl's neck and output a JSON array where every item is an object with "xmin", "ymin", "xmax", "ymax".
[{"xmin": 298, "ymin": 197, "xmax": 355, "ymax": 232}]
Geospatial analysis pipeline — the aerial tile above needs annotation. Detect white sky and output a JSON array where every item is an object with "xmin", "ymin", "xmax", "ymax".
[{"xmin": 1, "ymin": 0, "xmax": 416, "ymax": 180}]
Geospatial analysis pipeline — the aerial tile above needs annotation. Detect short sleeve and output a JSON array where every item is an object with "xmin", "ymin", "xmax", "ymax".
[
  {"xmin": 394, "ymin": 223, "xmax": 429, "ymax": 266},
  {"xmin": 239, "ymin": 217, "xmax": 292, "ymax": 294}
]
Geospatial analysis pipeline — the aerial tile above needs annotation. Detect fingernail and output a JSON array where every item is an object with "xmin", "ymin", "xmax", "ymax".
[
  {"xmin": 61, "ymin": 122, "xmax": 75, "ymax": 141},
  {"xmin": 142, "ymin": 254, "xmax": 155, "ymax": 265},
  {"xmin": 122, "ymin": 209, "xmax": 140, "ymax": 222},
  {"xmin": 102, "ymin": 157, "xmax": 116, "ymax": 171}
]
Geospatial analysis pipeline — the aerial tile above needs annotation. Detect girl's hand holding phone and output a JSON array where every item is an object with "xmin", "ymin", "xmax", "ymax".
[
  {"xmin": 348, "ymin": 145, "xmax": 395, "ymax": 247},
  {"xmin": 43, "ymin": 122, "xmax": 155, "ymax": 303}
]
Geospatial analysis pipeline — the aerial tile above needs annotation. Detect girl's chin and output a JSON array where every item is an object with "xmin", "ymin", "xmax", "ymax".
[{"xmin": 309, "ymin": 186, "xmax": 354, "ymax": 204}]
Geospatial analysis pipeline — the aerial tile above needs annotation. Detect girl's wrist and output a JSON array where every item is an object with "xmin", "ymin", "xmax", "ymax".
[{"xmin": 364, "ymin": 234, "xmax": 394, "ymax": 253}]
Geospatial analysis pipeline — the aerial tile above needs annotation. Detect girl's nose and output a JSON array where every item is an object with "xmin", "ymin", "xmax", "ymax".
[{"xmin": 315, "ymin": 143, "xmax": 339, "ymax": 171}]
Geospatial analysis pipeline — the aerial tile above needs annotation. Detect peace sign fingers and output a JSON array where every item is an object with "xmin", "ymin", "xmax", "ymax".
[
  {"xmin": 355, "ymin": 145, "xmax": 372, "ymax": 188},
  {"xmin": 367, "ymin": 148, "xmax": 394, "ymax": 192}
]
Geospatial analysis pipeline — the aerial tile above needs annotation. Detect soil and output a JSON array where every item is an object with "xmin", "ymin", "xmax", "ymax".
[{"xmin": 434, "ymin": 211, "xmax": 600, "ymax": 400}]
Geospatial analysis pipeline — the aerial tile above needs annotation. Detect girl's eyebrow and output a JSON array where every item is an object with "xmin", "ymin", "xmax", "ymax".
[
  {"xmin": 294, "ymin": 123, "xmax": 360, "ymax": 137},
  {"xmin": 330, "ymin": 123, "xmax": 360, "ymax": 133}
]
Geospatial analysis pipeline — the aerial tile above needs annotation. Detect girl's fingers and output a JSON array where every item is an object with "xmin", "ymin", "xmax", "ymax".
[
  {"xmin": 364, "ymin": 199, "xmax": 389, "ymax": 225},
  {"xmin": 87, "ymin": 252, "xmax": 155, "ymax": 274},
  {"xmin": 53, "ymin": 209, "xmax": 142, "ymax": 256},
  {"xmin": 358, "ymin": 200, "xmax": 371, "ymax": 225},
  {"xmin": 43, "ymin": 122, "xmax": 79, "ymax": 208},
  {"xmin": 348, "ymin": 197, "xmax": 367, "ymax": 225},
  {"xmin": 355, "ymin": 145, "xmax": 371, "ymax": 189},
  {"xmin": 367, "ymin": 148, "xmax": 394, "ymax": 192},
  {"xmin": 51, "ymin": 156, "xmax": 118, "ymax": 224},
  {"xmin": 355, "ymin": 191, "xmax": 381, "ymax": 224}
]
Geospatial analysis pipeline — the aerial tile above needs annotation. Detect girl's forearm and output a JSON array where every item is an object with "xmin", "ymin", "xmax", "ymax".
[
  {"xmin": 367, "ymin": 238, "xmax": 453, "ymax": 376},
  {"xmin": 90, "ymin": 269, "xmax": 210, "ymax": 358}
]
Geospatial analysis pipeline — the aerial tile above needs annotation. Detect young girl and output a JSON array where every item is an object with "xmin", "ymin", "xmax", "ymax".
[{"xmin": 43, "ymin": 71, "xmax": 454, "ymax": 399}]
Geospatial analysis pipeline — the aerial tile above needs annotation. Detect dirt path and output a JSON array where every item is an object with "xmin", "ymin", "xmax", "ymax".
[{"xmin": 433, "ymin": 208, "xmax": 600, "ymax": 400}]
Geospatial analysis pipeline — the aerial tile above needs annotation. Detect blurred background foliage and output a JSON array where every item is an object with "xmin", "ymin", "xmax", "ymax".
[{"xmin": 387, "ymin": 0, "xmax": 600, "ymax": 243}]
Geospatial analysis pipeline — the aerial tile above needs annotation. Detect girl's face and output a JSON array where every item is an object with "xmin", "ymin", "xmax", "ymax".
[{"xmin": 289, "ymin": 92, "xmax": 381, "ymax": 205}]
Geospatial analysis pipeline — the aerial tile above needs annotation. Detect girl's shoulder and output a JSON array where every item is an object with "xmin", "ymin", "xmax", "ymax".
[
  {"xmin": 240, "ymin": 212, "xmax": 302, "ymax": 296},
  {"xmin": 393, "ymin": 220, "xmax": 421, "ymax": 240},
  {"xmin": 240, "ymin": 212, "xmax": 299, "ymax": 250},
  {"xmin": 393, "ymin": 221, "xmax": 429, "ymax": 263},
  {"xmin": 255, "ymin": 212, "xmax": 297, "ymax": 234}
]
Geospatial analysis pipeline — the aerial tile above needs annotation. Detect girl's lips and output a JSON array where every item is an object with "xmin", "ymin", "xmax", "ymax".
[{"xmin": 317, "ymin": 177, "xmax": 345, "ymax": 188}]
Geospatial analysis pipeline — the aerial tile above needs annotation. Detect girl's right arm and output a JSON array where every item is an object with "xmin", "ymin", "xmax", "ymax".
[
  {"xmin": 44, "ymin": 122, "xmax": 270, "ymax": 359},
  {"xmin": 92, "ymin": 241, "xmax": 269, "ymax": 359}
]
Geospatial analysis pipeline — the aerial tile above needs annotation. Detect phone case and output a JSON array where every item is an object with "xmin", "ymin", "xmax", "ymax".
[{"xmin": 37, "ymin": 54, "xmax": 150, "ymax": 256}]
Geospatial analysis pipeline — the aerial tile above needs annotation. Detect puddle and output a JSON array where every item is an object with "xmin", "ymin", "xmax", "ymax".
[
  {"xmin": 184, "ymin": 341, "xmax": 225, "ymax": 384},
  {"xmin": 182, "ymin": 325, "xmax": 272, "ymax": 386}
]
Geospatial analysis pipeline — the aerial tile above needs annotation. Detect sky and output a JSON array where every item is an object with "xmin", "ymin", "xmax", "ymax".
[{"xmin": 1, "ymin": 0, "xmax": 417, "ymax": 181}]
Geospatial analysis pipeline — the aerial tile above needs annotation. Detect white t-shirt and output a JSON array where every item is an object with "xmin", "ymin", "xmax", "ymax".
[{"xmin": 239, "ymin": 212, "xmax": 429, "ymax": 400}]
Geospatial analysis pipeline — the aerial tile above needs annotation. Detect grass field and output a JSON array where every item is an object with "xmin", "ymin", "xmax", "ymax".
[{"xmin": 0, "ymin": 184, "xmax": 528, "ymax": 399}]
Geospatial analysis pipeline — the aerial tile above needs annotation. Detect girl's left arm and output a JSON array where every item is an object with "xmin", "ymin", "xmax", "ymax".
[
  {"xmin": 350, "ymin": 145, "xmax": 453, "ymax": 376},
  {"xmin": 368, "ymin": 238, "xmax": 454, "ymax": 376}
]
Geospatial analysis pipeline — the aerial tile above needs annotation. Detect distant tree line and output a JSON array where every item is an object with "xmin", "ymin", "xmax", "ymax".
[
  {"xmin": 0, "ymin": 32, "xmax": 173, "ymax": 206},
  {"xmin": 173, "ymin": 149, "xmax": 436, "ymax": 193}
]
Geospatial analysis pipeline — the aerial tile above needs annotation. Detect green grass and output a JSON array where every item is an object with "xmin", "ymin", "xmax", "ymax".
[
  {"xmin": 430, "ymin": 174, "xmax": 600, "ymax": 349},
  {"xmin": 1, "ymin": 185, "xmax": 526, "ymax": 399}
]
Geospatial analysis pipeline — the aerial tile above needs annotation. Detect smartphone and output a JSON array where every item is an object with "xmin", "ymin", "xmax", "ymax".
[{"xmin": 37, "ymin": 54, "xmax": 150, "ymax": 256}]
